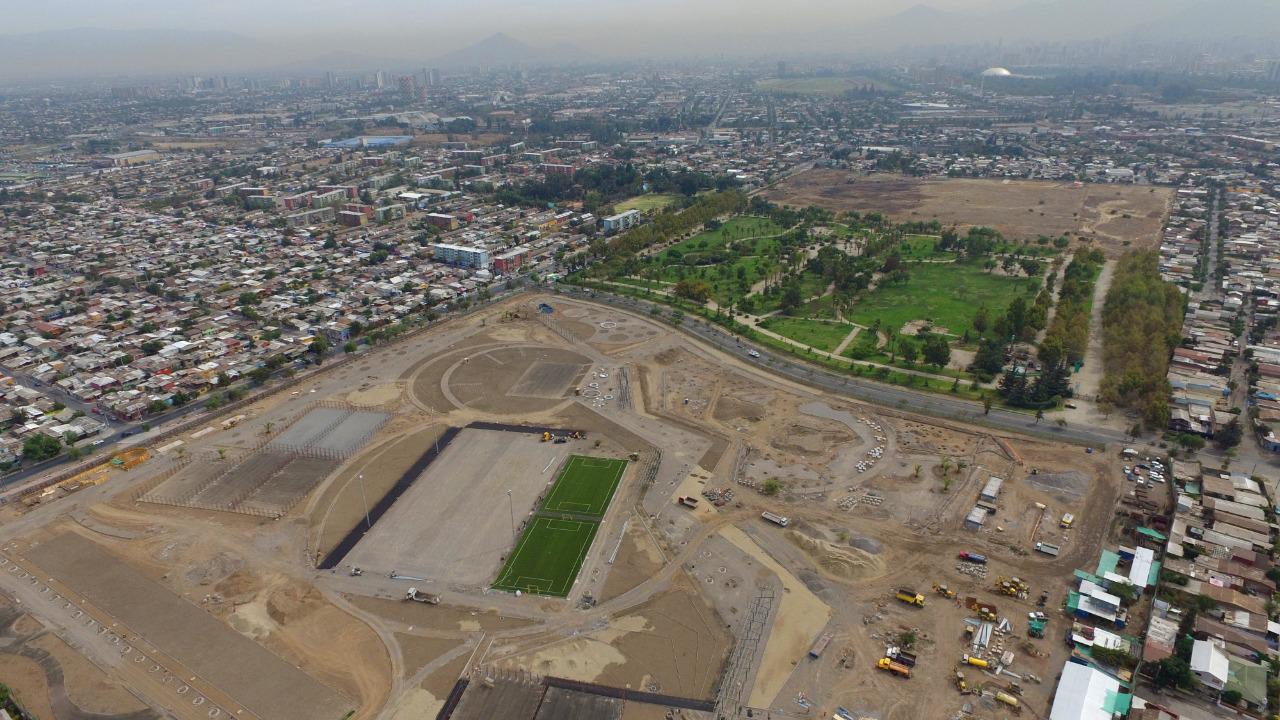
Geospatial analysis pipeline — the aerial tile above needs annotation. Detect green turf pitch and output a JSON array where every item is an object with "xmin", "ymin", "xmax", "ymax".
[
  {"xmin": 492, "ymin": 517, "xmax": 600, "ymax": 596},
  {"xmin": 540, "ymin": 455, "xmax": 626, "ymax": 517}
]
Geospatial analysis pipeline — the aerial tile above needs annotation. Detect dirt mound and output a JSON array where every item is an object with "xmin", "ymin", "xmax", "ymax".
[
  {"xmin": 186, "ymin": 551, "xmax": 244, "ymax": 586},
  {"xmin": 265, "ymin": 581, "xmax": 325, "ymax": 625},
  {"xmin": 770, "ymin": 422, "xmax": 852, "ymax": 455},
  {"xmin": 713, "ymin": 395, "xmax": 764, "ymax": 422},
  {"xmin": 786, "ymin": 530, "xmax": 886, "ymax": 580},
  {"xmin": 848, "ymin": 536, "xmax": 883, "ymax": 555}
]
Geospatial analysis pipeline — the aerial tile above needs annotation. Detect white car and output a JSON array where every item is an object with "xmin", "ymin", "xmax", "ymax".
[{"xmin": 747, "ymin": 349, "xmax": 761, "ymax": 358}]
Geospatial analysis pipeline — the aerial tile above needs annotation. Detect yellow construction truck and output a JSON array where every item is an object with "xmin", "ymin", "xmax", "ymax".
[{"xmin": 894, "ymin": 588, "xmax": 926, "ymax": 607}]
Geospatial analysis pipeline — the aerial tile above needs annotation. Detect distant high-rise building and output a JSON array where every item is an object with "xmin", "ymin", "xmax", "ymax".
[
  {"xmin": 1269, "ymin": 59, "xmax": 1280, "ymax": 83},
  {"xmin": 428, "ymin": 68, "xmax": 442, "ymax": 86},
  {"xmin": 375, "ymin": 70, "xmax": 387, "ymax": 88},
  {"xmin": 397, "ymin": 75, "xmax": 417, "ymax": 99},
  {"xmin": 325, "ymin": 71, "xmax": 336, "ymax": 88}
]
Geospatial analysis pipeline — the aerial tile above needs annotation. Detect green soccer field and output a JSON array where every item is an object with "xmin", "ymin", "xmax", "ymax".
[
  {"xmin": 540, "ymin": 455, "xmax": 627, "ymax": 517},
  {"xmin": 492, "ymin": 517, "xmax": 600, "ymax": 596}
]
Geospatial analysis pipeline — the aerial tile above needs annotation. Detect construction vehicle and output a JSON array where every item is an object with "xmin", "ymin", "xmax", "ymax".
[
  {"xmin": 1034, "ymin": 542, "xmax": 1060, "ymax": 557},
  {"xmin": 1060, "ymin": 513, "xmax": 1075, "ymax": 529},
  {"xmin": 954, "ymin": 672, "xmax": 971, "ymax": 694},
  {"xmin": 404, "ymin": 587, "xmax": 440, "ymax": 604},
  {"xmin": 958, "ymin": 551, "xmax": 988, "ymax": 564},
  {"xmin": 995, "ymin": 576, "xmax": 1028, "ymax": 597},
  {"xmin": 1037, "ymin": 590, "xmax": 1050, "ymax": 607},
  {"xmin": 933, "ymin": 582, "xmax": 957, "ymax": 599},
  {"xmin": 761, "ymin": 511, "xmax": 790, "ymax": 527},
  {"xmin": 962, "ymin": 655, "xmax": 990, "ymax": 669},
  {"xmin": 895, "ymin": 589, "xmax": 926, "ymax": 607},
  {"xmin": 678, "ymin": 496, "xmax": 700, "ymax": 509},
  {"xmin": 349, "ymin": 566, "xmax": 363, "ymax": 577},
  {"xmin": 553, "ymin": 436, "xmax": 567, "ymax": 444},
  {"xmin": 809, "ymin": 633, "xmax": 832, "ymax": 659},
  {"xmin": 1027, "ymin": 617, "xmax": 1047, "ymax": 638},
  {"xmin": 885, "ymin": 647, "xmax": 917, "ymax": 667},
  {"xmin": 876, "ymin": 657, "xmax": 911, "ymax": 678},
  {"xmin": 541, "ymin": 431, "xmax": 551, "ymax": 442},
  {"xmin": 994, "ymin": 691, "xmax": 1021, "ymax": 711}
]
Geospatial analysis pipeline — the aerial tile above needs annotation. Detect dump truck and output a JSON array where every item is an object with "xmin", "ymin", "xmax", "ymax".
[
  {"xmin": 1034, "ymin": 542, "xmax": 1060, "ymax": 557},
  {"xmin": 958, "ymin": 551, "xmax": 988, "ymax": 564},
  {"xmin": 895, "ymin": 589, "xmax": 926, "ymax": 607},
  {"xmin": 761, "ymin": 511, "xmax": 790, "ymax": 527},
  {"xmin": 678, "ymin": 496, "xmax": 700, "ymax": 509},
  {"xmin": 809, "ymin": 632, "xmax": 833, "ymax": 659},
  {"xmin": 962, "ymin": 655, "xmax": 990, "ymax": 669},
  {"xmin": 886, "ymin": 647, "xmax": 917, "ymax": 667},
  {"xmin": 405, "ymin": 588, "xmax": 440, "ymax": 604},
  {"xmin": 933, "ymin": 582, "xmax": 957, "ymax": 599},
  {"xmin": 876, "ymin": 657, "xmax": 911, "ymax": 678}
]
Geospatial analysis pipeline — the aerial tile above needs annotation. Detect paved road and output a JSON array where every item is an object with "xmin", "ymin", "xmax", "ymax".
[{"xmin": 559, "ymin": 286, "xmax": 1129, "ymax": 447}]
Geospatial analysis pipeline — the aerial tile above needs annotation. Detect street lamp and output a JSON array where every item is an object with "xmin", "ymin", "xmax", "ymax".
[
  {"xmin": 507, "ymin": 489, "xmax": 516, "ymax": 544},
  {"xmin": 357, "ymin": 474, "xmax": 371, "ymax": 531}
]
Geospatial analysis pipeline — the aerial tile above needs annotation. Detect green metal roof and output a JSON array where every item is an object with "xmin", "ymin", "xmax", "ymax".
[
  {"xmin": 1137, "ymin": 527, "xmax": 1168, "ymax": 541},
  {"xmin": 1096, "ymin": 550, "xmax": 1121, "ymax": 576}
]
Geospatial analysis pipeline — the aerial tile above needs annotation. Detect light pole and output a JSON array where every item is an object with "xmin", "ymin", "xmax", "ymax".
[
  {"xmin": 507, "ymin": 489, "xmax": 516, "ymax": 544},
  {"xmin": 358, "ymin": 474, "xmax": 371, "ymax": 531}
]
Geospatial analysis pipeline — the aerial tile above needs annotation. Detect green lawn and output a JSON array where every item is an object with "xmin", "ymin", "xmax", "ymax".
[
  {"xmin": 751, "ymin": 271, "xmax": 830, "ymax": 314},
  {"xmin": 614, "ymin": 194, "xmax": 679, "ymax": 213},
  {"xmin": 899, "ymin": 234, "xmax": 956, "ymax": 261},
  {"xmin": 640, "ymin": 217, "xmax": 787, "ymax": 307},
  {"xmin": 845, "ymin": 261, "xmax": 1040, "ymax": 336},
  {"xmin": 541, "ymin": 455, "xmax": 627, "ymax": 517},
  {"xmin": 759, "ymin": 317, "xmax": 855, "ymax": 353},
  {"xmin": 492, "ymin": 517, "xmax": 599, "ymax": 597},
  {"xmin": 661, "ymin": 216, "xmax": 783, "ymax": 256}
]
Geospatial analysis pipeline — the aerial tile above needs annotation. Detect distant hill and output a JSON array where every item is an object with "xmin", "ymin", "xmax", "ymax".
[{"xmin": 431, "ymin": 32, "xmax": 588, "ymax": 69}]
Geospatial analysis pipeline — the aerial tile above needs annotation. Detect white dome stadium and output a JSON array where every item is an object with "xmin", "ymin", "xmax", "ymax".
[{"xmin": 981, "ymin": 67, "xmax": 1013, "ymax": 77}]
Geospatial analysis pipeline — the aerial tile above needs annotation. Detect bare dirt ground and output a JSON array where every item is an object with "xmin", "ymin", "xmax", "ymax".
[
  {"xmin": 0, "ymin": 293, "xmax": 1127, "ymax": 720},
  {"xmin": 762, "ymin": 169, "xmax": 1173, "ymax": 255}
]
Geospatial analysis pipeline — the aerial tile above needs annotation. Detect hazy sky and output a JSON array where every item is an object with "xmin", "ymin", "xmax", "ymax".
[{"xmin": 6, "ymin": 0, "xmax": 996, "ymax": 40}]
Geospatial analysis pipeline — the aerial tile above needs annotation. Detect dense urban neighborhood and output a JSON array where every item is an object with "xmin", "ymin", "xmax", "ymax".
[{"xmin": 2, "ymin": 13, "xmax": 1280, "ymax": 720}]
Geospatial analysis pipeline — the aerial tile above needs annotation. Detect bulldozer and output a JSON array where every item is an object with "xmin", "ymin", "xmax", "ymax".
[
  {"xmin": 954, "ymin": 671, "xmax": 971, "ymax": 695},
  {"xmin": 933, "ymin": 582, "xmax": 957, "ymax": 599}
]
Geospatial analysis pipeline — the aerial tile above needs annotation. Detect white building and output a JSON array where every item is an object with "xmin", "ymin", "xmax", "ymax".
[
  {"xmin": 1049, "ymin": 661, "xmax": 1126, "ymax": 720},
  {"xmin": 1190, "ymin": 639, "xmax": 1229, "ymax": 690}
]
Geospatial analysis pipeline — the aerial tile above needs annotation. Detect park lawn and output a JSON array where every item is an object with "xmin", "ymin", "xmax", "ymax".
[
  {"xmin": 899, "ymin": 234, "xmax": 956, "ymax": 261},
  {"xmin": 751, "ymin": 270, "xmax": 830, "ymax": 314},
  {"xmin": 614, "ymin": 194, "xmax": 679, "ymax": 213},
  {"xmin": 492, "ymin": 517, "xmax": 599, "ymax": 597},
  {"xmin": 759, "ymin": 317, "xmax": 855, "ymax": 353},
  {"xmin": 541, "ymin": 455, "xmax": 627, "ymax": 517},
  {"xmin": 845, "ymin": 261, "xmax": 1040, "ymax": 336},
  {"xmin": 661, "ymin": 216, "xmax": 784, "ymax": 257},
  {"xmin": 611, "ymin": 276, "xmax": 672, "ymax": 292}
]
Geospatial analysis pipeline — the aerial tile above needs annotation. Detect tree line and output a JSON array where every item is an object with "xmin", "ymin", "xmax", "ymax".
[{"xmin": 1100, "ymin": 250, "xmax": 1185, "ymax": 428}]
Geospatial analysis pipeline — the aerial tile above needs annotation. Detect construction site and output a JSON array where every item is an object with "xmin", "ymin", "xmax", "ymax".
[{"xmin": 0, "ymin": 292, "xmax": 1132, "ymax": 720}]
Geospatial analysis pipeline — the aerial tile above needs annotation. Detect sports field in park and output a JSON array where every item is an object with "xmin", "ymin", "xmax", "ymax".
[
  {"xmin": 492, "ymin": 455, "xmax": 627, "ymax": 596},
  {"xmin": 492, "ymin": 517, "xmax": 600, "ymax": 596},
  {"xmin": 540, "ymin": 455, "xmax": 627, "ymax": 517}
]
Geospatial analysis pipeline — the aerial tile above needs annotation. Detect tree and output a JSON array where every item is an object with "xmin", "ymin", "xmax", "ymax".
[
  {"xmin": 762, "ymin": 478, "xmax": 783, "ymax": 496},
  {"xmin": 1035, "ymin": 408, "xmax": 1044, "ymax": 424},
  {"xmin": 343, "ymin": 340, "xmax": 357, "ymax": 354},
  {"xmin": 22, "ymin": 434, "xmax": 62, "ymax": 462},
  {"xmin": 1151, "ymin": 656, "xmax": 1196, "ymax": 690},
  {"xmin": 778, "ymin": 281, "xmax": 804, "ymax": 315},
  {"xmin": 673, "ymin": 279, "xmax": 712, "ymax": 304},
  {"xmin": 921, "ymin": 334, "xmax": 951, "ymax": 368},
  {"xmin": 982, "ymin": 395, "xmax": 993, "ymax": 415},
  {"xmin": 1215, "ymin": 418, "xmax": 1242, "ymax": 450},
  {"xmin": 898, "ymin": 337, "xmax": 918, "ymax": 365}
]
